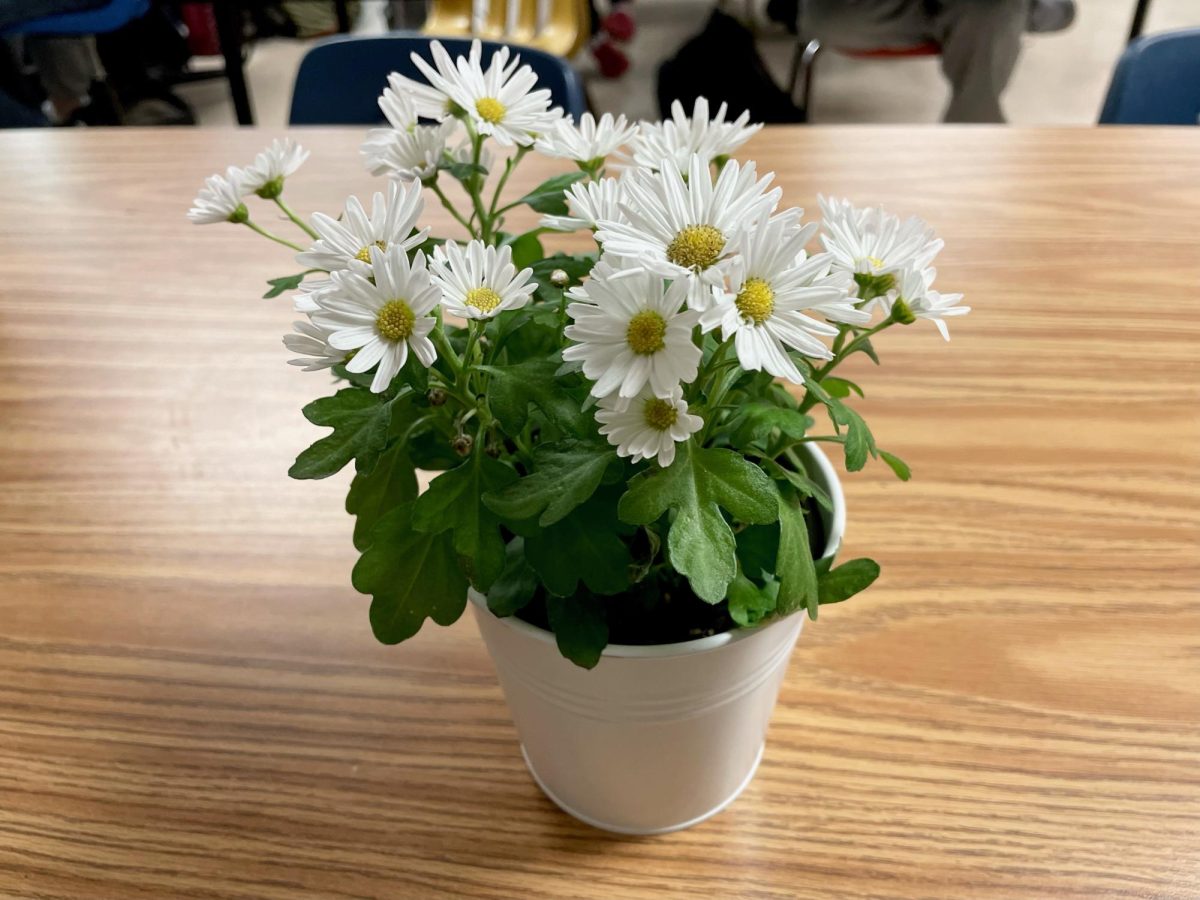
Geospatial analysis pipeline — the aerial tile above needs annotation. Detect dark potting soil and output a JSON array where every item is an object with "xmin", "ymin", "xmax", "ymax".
[{"xmin": 515, "ymin": 498, "xmax": 827, "ymax": 645}]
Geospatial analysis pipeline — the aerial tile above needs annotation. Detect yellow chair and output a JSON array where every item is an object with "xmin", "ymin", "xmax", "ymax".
[{"xmin": 423, "ymin": 0, "xmax": 589, "ymax": 59}]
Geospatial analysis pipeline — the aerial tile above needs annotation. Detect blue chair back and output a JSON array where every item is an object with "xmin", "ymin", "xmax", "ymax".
[
  {"xmin": 0, "ymin": 0, "xmax": 148, "ymax": 36},
  {"xmin": 290, "ymin": 34, "xmax": 586, "ymax": 125},
  {"xmin": 1100, "ymin": 28, "xmax": 1200, "ymax": 125}
]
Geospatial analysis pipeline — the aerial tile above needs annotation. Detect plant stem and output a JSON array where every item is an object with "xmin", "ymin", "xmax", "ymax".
[
  {"xmin": 431, "ymin": 320, "xmax": 462, "ymax": 380},
  {"xmin": 466, "ymin": 129, "xmax": 492, "ymax": 242},
  {"xmin": 272, "ymin": 197, "xmax": 318, "ymax": 239},
  {"xmin": 798, "ymin": 317, "xmax": 896, "ymax": 414},
  {"xmin": 488, "ymin": 145, "xmax": 528, "ymax": 222},
  {"xmin": 430, "ymin": 180, "xmax": 475, "ymax": 235},
  {"xmin": 242, "ymin": 220, "xmax": 304, "ymax": 252}
]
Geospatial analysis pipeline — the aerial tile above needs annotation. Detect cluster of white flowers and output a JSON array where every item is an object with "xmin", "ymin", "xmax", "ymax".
[{"xmin": 190, "ymin": 39, "xmax": 968, "ymax": 469}]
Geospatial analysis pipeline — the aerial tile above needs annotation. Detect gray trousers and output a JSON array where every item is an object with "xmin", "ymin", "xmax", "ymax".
[{"xmin": 802, "ymin": 0, "xmax": 1026, "ymax": 122}]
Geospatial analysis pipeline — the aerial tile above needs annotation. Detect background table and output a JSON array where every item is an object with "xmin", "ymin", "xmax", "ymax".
[{"xmin": 1, "ymin": 127, "xmax": 1198, "ymax": 899}]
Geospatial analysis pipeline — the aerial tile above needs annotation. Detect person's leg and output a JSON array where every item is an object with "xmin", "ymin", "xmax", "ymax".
[
  {"xmin": 802, "ymin": 0, "xmax": 930, "ymax": 48},
  {"xmin": 930, "ymin": 0, "xmax": 1025, "ymax": 123},
  {"xmin": 25, "ymin": 35, "xmax": 101, "ymax": 121}
]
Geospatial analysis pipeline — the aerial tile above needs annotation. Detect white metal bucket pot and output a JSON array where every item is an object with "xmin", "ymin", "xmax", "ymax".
[{"xmin": 472, "ymin": 444, "xmax": 846, "ymax": 835}]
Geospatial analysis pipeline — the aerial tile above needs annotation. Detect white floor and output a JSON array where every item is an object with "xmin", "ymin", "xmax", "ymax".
[{"xmin": 177, "ymin": 0, "xmax": 1200, "ymax": 127}]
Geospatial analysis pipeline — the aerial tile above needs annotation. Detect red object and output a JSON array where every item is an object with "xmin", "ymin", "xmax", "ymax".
[
  {"xmin": 601, "ymin": 8, "xmax": 636, "ymax": 42},
  {"xmin": 591, "ymin": 39, "xmax": 629, "ymax": 79},
  {"xmin": 180, "ymin": 2, "xmax": 221, "ymax": 57},
  {"xmin": 840, "ymin": 41, "xmax": 941, "ymax": 59}
]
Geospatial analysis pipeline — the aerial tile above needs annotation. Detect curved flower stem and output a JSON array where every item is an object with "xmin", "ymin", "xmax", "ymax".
[
  {"xmin": 242, "ymin": 220, "xmax": 304, "ymax": 252},
  {"xmin": 488, "ymin": 145, "xmax": 529, "ymax": 223},
  {"xmin": 430, "ymin": 180, "xmax": 475, "ymax": 236},
  {"xmin": 272, "ymin": 197, "xmax": 318, "ymax": 239},
  {"xmin": 430, "ymin": 318, "xmax": 463, "ymax": 380},
  {"xmin": 798, "ymin": 317, "xmax": 896, "ymax": 414}
]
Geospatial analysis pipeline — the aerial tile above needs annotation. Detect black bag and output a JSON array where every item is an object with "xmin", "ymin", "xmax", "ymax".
[{"xmin": 657, "ymin": 8, "xmax": 803, "ymax": 124}]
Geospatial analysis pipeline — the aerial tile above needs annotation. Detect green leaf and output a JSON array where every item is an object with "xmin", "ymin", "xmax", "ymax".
[
  {"xmin": 480, "ymin": 359, "xmax": 588, "ymax": 436},
  {"xmin": 879, "ymin": 450, "xmax": 912, "ymax": 481},
  {"xmin": 618, "ymin": 444, "xmax": 778, "ymax": 603},
  {"xmin": 546, "ymin": 591, "xmax": 608, "ymax": 669},
  {"xmin": 411, "ymin": 454, "xmax": 518, "ymax": 591},
  {"xmin": 440, "ymin": 159, "xmax": 488, "ymax": 184},
  {"xmin": 514, "ymin": 171, "xmax": 587, "ymax": 215},
  {"xmin": 289, "ymin": 387, "xmax": 398, "ymax": 480},
  {"xmin": 352, "ymin": 503, "xmax": 469, "ymax": 644},
  {"xmin": 727, "ymin": 573, "xmax": 779, "ymax": 627},
  {"xmin": 817, "ymin": 558, "xmax": 881, "ymax": 606},
  {"xmin": 736, "ymin": 524, "xmax": 780, "ymax": 580},
  {"xmin": 827, "ymin": 399, "xmax": 877, "ymax": 473},
  {"xmin": 822, "ymin": 376, "xmax": 864, "ymax": 399},
  {"xmin": 775, "ymin": 486, "xmax": 819, "ymax": 619},
  {"xmin": 732, "ymin": 402, "xmax": 815, "ymax": 445},
  {"xmin": 484, "ymin": 439, "xmax": 615, "ymax": 526},
  {"xmin": 508, "ymin": 230, "xmax": 545, "ymax": 270},
  {"xmin": 332, "ymin": 362, "xmax": 374, "ymax": 390},
  {"xmin": 762, "ymin": 457, "xmax": 833, "ymax": 512},
  {"xmin": 345, "ymin": 441, "xmax": 418, "ymax": 551},
  {"xmin": 263, "ymin": 273, "xmax": 308, "ymax": 298},
  {"xmin": 525, "ymin": 494, "xmax": 632, "ymax": 596},
  {"xmin": 487, "ymin": 538, "xmax": 540, "ymax": 616}
]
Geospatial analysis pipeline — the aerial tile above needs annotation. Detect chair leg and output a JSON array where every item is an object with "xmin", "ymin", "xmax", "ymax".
[
  {"xmin": 790, "ymin": 37, "xmax": 821, "ymax": 123},
  {"xmin": 213, "ymin": 0, "xmax": 253, "ymax": 126}
]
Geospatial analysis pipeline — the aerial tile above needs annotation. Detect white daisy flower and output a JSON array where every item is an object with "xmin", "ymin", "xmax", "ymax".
[
  {"xmin": 626, "ymin": 97, "xmax": 761, "ymax": 172},
  {"xmin": 429, "ymin": 240, "xmax": 536, "ymax": 320},
  {"xmin": 563, "ymin": 260, "xmax": 702, "ymax": 402},
  {"xmin": 361, "ymin": 121, "xmax": 455, "ymax": 183},
  {"xmin": 378, "ymin": 81, "xmax": 421, "ymax": 130},
  {"xmin": 819, "ymin": 195, "xmax": 944, "ymax": 298},
  {"xmin": 293, "ymin": 277, "xmax": 334, "ymax": 314},
  {"xmin": 411, "ymin": 39, "xmax": 557, "ymax": 147},
  {"xmin": 699, "ymin": 217, "xmax": 869, "ymax": 384},
  {"xmin": 283, "ymin": 319, "xmax": 345, "ymax": 371},
  {"xmin": 595, "ymin": 385, "xmax": 703, "ymax": 468},
  {"xmin": 540, "ymin": 176, "xmax": 627, "ymax": 232},
  {"xmin": 241, "ymin": 138, "xmax": 309, "ymax": 198},
  {"xmin": 383, "ymin": 68, "xmax": 452, "ymax": 122},
  {"xmin": 187, "ymin": 168, "xmax": 247, "ymax": 225},
  {"xmin": 295, "ymin": 180, "xmax": 429, "ymax": 274},
  {"xmin": 889, "ymin": 266, "xmax": 970, "ymax": 340},
  {"xmin": 535, "ymin": 112, "xmax": 637, "ymax": 165},
  {"xmin": 596, "ymin": 154, "xmax": 780, "ymax": 310},
  {"xmin": 311, "ymin": 245, "xmax": 440, "ymax": 393}
]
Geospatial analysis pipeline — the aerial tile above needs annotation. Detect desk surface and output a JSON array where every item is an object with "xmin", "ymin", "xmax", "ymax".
[{"xmin": 1, "ymin": 126, "xmax": 1198, "ymax": 899}]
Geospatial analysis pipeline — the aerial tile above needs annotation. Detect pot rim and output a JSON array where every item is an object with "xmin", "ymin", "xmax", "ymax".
[{"xmin": 471, "ymin": 442, "xmax": 846, "ymax": 660}]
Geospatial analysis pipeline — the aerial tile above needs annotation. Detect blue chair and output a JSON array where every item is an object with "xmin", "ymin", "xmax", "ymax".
[
  {"xmin": 1099, "ymin": 28, "xmax": 1200, "ymax": 125},
  {"xmin": 290, "ymin": 33, "xmax": 586, "ymax": 125},
  {"xmin": 0, "ymin": 0, "xmax": 149, "ymax": 36}
]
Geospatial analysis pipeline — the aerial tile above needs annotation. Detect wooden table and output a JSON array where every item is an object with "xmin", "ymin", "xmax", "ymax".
[{"xmin": 1, "ymin": 127, "xmax": 1198, "ymax": 899}]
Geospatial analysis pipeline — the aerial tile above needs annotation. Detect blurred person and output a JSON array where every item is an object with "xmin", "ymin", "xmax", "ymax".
[{"xmin": 801, "ymin": 0, "xmax": 1076, "ymax": 122}]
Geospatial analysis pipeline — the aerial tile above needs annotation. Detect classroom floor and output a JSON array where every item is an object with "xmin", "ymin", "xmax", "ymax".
[{"xmin": 177, "ymin": 0, "xmax": 1199, "ymax": 127}]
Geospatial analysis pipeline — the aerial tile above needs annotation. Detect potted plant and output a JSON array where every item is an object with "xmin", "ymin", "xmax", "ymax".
[{"xmin": 188, "ymin": 40, "xmax": 969, "ymax": 834}]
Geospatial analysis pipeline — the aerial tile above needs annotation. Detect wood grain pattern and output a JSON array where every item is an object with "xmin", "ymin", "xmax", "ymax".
[{"xmin": 1, "ymin": 126, "xmax": 1198, "ymax": 899}]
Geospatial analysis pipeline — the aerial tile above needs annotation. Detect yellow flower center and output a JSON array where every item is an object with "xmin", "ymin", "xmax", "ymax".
[
  {"xmin": 666, "ymin": 225, "xmax": 725, "ymax": 270},
  {"xmin": 865, "ymin": 255, "xmax": 885, "ymax": 270},
  {"xmin": 643, "ymin": 398, "xmax": 678, "ymax": 431},
  {"xmin": 626, "ymin": 310, "xmax": 667, "ymax": 355},
  {"xmin": 465, "ymin": 286, "xmax": 503, "ymax": 313},
  {"xmin": 355, "ymin": 240, "xmax": 388, "ymax": 263},
  {"xmin": 475, "ymin": 97, "xmax": 506, "ymax": 125},
  {"xmin": 735, "ymin": 277, "xmax": 775, "ymax": 325},
  {"xmin": 375, "ymin": 299, "xmax": 415, "ymax": 342}
]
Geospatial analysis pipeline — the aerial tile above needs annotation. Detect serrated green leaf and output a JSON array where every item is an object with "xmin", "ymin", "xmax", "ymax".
[
  {"xmin": 515, "ymin": 171, "xmax": 587, "ymax": 214},
  {"xmin": 822, "ymin": 376, "xmax": 864, "ymax": 399},
  {"xmin": 817, "ymin": 558, "xmax": 880, "ymax": 606},
  {"xmin": 617, "ymin": 444, "xmax": 778, "ymax": 603},
  {"xmin": 263, "ymin": 273, "xmax": 308, "ymax": 298},
  {"xmin": 479, "ymin": 359, "xmax": 588, "ymax": 436},
  {"xmin": 727, "ymin": 572, "xmax": 779, "ymax": 627},
  {"xmin": 762, "ymin": 457, "xmax": 834, "ymax": 512},
  {"xmin": 289, "ymin": 387, "xmax": 398, "ymax": 480},
  {"xmin": 825, "ymin": 398, "xmax": 877, "ymax": 473},
  {"xmin": 775, "ymin": 485, "xmax": 819, "ymax": 619},
  {"xmin": 345, "ymin": 441, "xmax": 418, "ymax": 551},
  {"xmin": 487, "ymin": 538, "xmax": 540, "ymax": 616},
  {"xmin": 879, "ymin": 450, "xmax": 912, "ymax": 481},
  {"xmin": 732, "ymin": 402, "xmax": 815, "ymax": 445},
  {"xmin": 546, "ymin": 591, "xmax": 608, "ymax": 669},
  {"xmin": 332, "ymin": 362, "xmax": 375, "ymax": 389},
  {"xmin": 525, "ymin": 494, "xmax": 632, "ymax": 596},
  {"xmin": 352, "ymin": 503, "xmax": 469, "ymax": 644},
  {"xmin": 440, "ymin": 159, "xmax": 488, "ymax": 184},
  {"xmin": 484, "ymin": 439, "xmax": 615, "ymax": 526},
  {"xmin": 508, "ymin": 230, "xmax": 544, "ymax": 270},
  {"xmin": 411, "ymin": 453, "xmax": 517, "ymax": 591}
]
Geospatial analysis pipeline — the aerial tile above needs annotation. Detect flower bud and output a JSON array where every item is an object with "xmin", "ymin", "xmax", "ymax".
[
  {"xmin": 550, "ymin": 268, "xmax": 570, "ymax": 287},
  {"xmin": 451, "ymin": 434, "xmax": 474, "ymax": 457},
  {"xmin": 890, "ymin": 297, "xmax": 917, "ymax": 325},
  {"xmin": 228, "ymin": 203, "xmax": 249, "ymax": 225},
  {"xmin": 255, "ymin": 176, "xmax": 285, "ymax": 200},
  {"xmin": 427, "ymin": 387, "xmax": 447, "ymax": 406}
]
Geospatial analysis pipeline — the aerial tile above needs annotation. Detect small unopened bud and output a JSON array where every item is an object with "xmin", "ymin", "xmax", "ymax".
[
  {"xmin": 451, "ymin": 434, "xmax": 474, "ymax": 457},
  {"xmin": 485, "ymin": 444, "xmax": 501, "ymax": 458},
  {"xmin": 255, "ymin": 176, "xmax": 285, "ymax": 200},
  {"xmin": 550, "ymin": 268, "xmax": 570, "ymax": 287},
  {"xmin": 228, "ymin": 203, "xmax": 249, "ymax": 225},
  {"xmin": 890, "ymin": 297, "xmax": 917, "ymax": 325},
  {"xmin": 427, "ymin": 387, "xmax": 447, "ymax": 406}
]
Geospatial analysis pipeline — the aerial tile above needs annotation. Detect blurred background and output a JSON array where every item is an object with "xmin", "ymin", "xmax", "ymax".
[{"xmin": 1, "ymin": 0, "xmax": 1197, "ymax": 129}]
